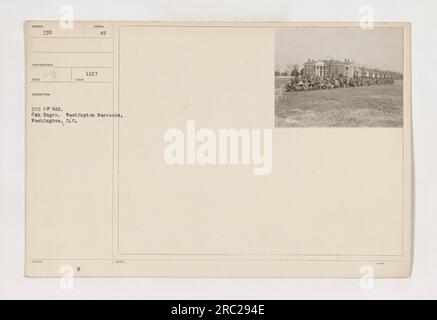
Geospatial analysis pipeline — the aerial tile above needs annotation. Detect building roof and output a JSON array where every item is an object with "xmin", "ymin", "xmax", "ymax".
[{"xmin": 304, "ymin": 58, "xmax": 354, "ymax": 66}]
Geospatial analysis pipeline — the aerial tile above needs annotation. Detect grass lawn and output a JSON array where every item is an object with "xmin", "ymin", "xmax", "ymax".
[{"xmin": 275, "ymin": 80, "xmax": 403, "ymax": 127}]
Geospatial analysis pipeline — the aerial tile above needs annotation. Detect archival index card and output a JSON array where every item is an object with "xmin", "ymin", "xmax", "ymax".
[{"xmin": 25, "ymin": 21, "xmax": 412, "ymax": 277}]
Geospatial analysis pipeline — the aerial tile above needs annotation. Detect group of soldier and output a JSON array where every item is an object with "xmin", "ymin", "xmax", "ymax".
[{"xmin": 284, "ymin": 74, "xmax": 395, "ymax": 92}]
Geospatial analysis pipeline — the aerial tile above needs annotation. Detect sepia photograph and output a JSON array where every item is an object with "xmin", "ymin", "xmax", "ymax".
[{"xmin": 275, "ymin": 27, "xmax": 404, "ymax": 127}]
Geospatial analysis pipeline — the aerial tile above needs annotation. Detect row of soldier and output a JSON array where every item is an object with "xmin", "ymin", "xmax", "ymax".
[{"xmin": 285, "ymin": 74, "xmax": 395, "ymax": 92}]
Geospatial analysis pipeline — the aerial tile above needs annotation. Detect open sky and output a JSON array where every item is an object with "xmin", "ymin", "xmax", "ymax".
[{"xmin": 275, "ymin": 27, "xmax": 403, "ymax": 73}]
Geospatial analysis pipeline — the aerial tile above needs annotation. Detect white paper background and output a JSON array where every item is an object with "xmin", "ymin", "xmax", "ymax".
[{"xmin": 0, "ymin": 0, "xmax": 436, "ymax": 299}]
